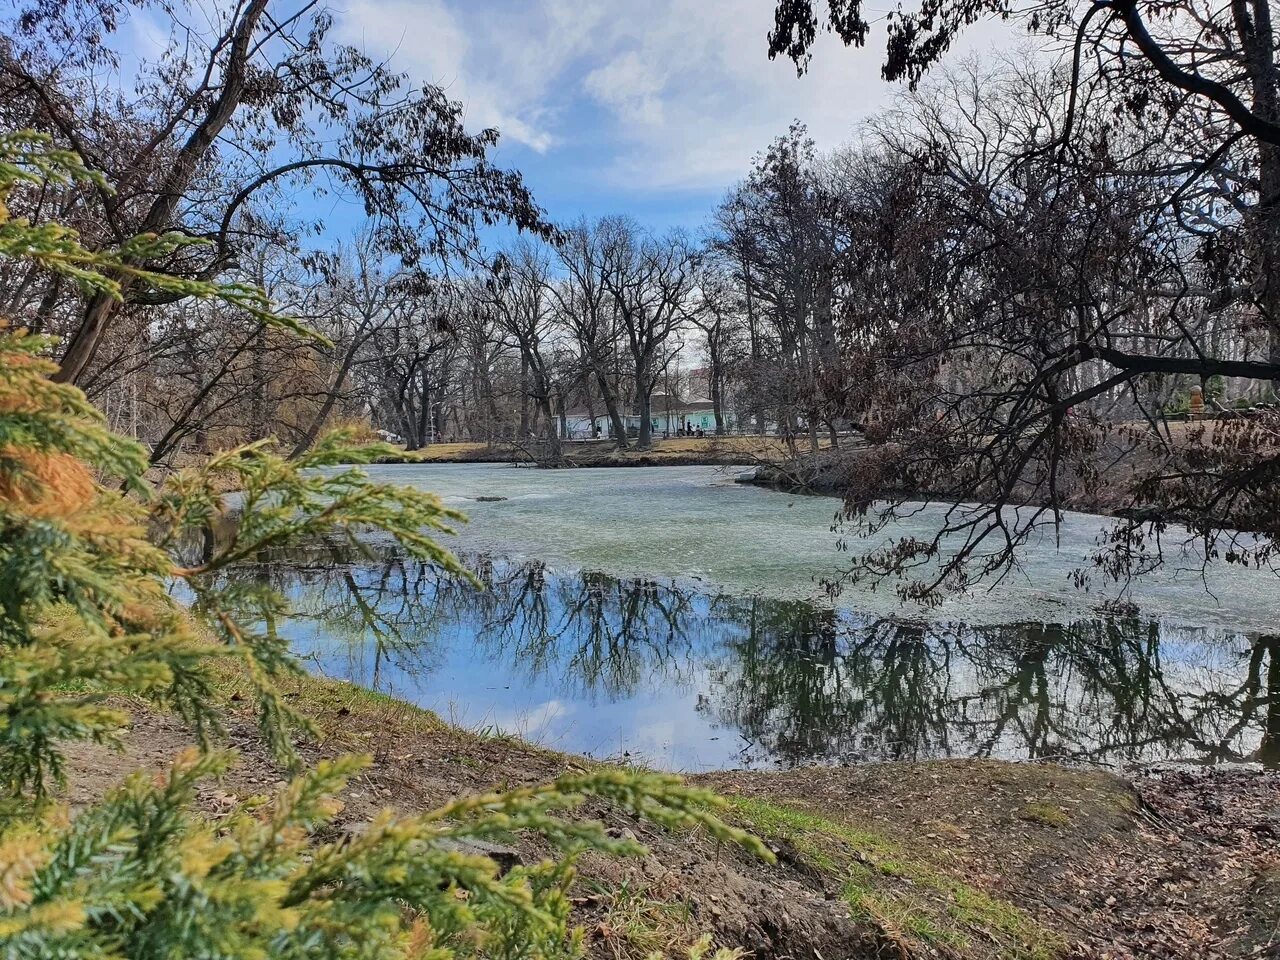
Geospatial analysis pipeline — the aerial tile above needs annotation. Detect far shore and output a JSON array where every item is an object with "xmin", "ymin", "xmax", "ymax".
[{"xmin": 387, "ymin": 435, "xmax": 836, "ymax": 470}]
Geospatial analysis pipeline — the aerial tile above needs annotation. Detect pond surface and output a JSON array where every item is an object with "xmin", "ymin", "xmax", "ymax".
[{"xmin": 222, "ymin": 464, "xmax": 1280, "ymax": 771}]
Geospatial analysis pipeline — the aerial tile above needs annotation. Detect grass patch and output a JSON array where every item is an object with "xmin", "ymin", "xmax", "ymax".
[
  {"xmin": 1112, "ymin": 790, "xmax": 1140, "ymax": 814},
  {"xmin": 582, "ymin": 877, "xmax": 700, "ymax": 960},
  {"xmin": 725, "ymin": 795, "xmax": 1064, "ymax": 960},
  {"xmin": 1020, "ymin": 801, "xmax": 1070, "ymax": 828},
  {"xmin": 402, "ymin": 435, "xmax": 828, "ymax": 466},
  {"xmin": 207, "ymin": 656, "xmax": 445, "ymax": 744},
  {"xmin": 412, "ymin": 441, "xmax": 494, "ymax": 461}
]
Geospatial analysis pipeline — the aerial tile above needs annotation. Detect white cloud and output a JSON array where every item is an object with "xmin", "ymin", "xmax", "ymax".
[
  {"xmin": 333, "ymin": 0, "xmax": 590, "ymax": 152},
  {"xmin": 574, "ymin": 0, "xmax": 1023, "ymax": 191},
  {"xmin": 335, "ymin": 0, "xmax": 1021, "ymax": 191},
  {"xmin": 484, "ymin": 698, "xmax": 574, "ymax": 741},
  {"xmin": 583, "ymin": 50, "xmax": 666, "ymax": 126}
]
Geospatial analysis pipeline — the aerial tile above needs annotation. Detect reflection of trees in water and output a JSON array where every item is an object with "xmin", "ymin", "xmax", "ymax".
[
  {"xmin": 465, "ymin": 556, "xmax": 703, "ymax": 700},
  {"xmin": 218, "ymin": 541, "xmax": 706, "ymax": 700},
  {"xmin": 216, "ymin": 538, "xmax": 455, "ymax": 689},
  {"xmin": 708, "ymin": 613, "xmax": 1280, "ymax": 768},
  {"xmin": 1238, "ymin": 635, "xmax": 1280, "ymax": 766},
  {"xmin": 218, "ymin": 540, "xmax": 1280, "ymax": 768}
]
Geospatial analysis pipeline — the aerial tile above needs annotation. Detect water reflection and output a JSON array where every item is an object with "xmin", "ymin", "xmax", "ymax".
[{"xmin": 217, "ymin": 538, "xmax": 1280, "ymax": 771}]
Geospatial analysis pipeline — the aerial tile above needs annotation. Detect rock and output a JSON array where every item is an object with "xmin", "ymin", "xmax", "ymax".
[{"xmin": 436, "ymin": 837, "xmax": 523, "ymax": 874}]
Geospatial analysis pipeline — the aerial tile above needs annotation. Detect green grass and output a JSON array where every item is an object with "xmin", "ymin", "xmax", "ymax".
[
  {"xmin": 1020, "ymin": 801, "xmax": 1070, "ymax": 828},
  {"xmin": 582, "ymin": 877, "xmax": 699, "ymax": 959},
  {"xmin": 213, "ymin": 662, "xmax": 444, "ymax": 736},
  {"xmin": 725, "ymin": 795, "xmax": 1063, "ymax": 960}
]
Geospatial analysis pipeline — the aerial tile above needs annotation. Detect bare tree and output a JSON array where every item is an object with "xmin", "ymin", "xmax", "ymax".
[
  {"xmin": 0, "ymin": 0, "xmax": 550, "ymax": 386},
  {"xmin": 760, "ymin": 4, "xmax": 1280, "ymax": 595},
  {"xmin": 711, "ymin": 125, "xmax": 849, "ymax": 450},
  {"xmin": 599, "ymin": 218, "xmax": 699, "ymax": 449},
  {"xmin": 549, "ymin": 221, "xmax": 632, "ymax": 448},
  {"xmin": 288, "ymin": 237, "xmax": 416, "ymax": 458},
  {"xmin": 685, "ymin": 264, "xmax": 745, "ymax": 436},
  {"xmin": 483, "ymin": 243, "xmax": 563, "ymax": 462}
]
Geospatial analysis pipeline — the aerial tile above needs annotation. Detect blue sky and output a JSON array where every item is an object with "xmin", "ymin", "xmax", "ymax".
[
  {"xmin": 329, "ymin": 0, "xmax": 1017, "ymax": 235},
  {"xmin": 110, "ymin": 0, "xmax": 1018, "ymax": 243}
]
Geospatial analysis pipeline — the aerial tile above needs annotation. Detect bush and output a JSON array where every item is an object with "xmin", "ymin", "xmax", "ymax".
[{"xmin": 0, "ymin": 132, "xmax": 765, "ymax": 959}]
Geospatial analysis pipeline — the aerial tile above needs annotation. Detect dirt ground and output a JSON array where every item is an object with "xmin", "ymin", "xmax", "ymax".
[{"xmin": 61, "ymin": 676, "xmax": 1280, "ymax": 960}]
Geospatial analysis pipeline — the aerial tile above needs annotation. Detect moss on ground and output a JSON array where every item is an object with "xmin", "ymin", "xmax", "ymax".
[
  {"xmin": 206, "ymin": 656, "xmax": 445, "ymax": 744},
  {"xmin": 1020, "ymin": 801, "xmax": 1071, "ymax": 827},
  {"xmin": 725, "ymin": 795, "xmax": 1064, "ymax": 960}
]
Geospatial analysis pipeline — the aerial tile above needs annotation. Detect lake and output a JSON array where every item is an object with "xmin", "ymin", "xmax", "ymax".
[{"xmin": 217, "ymin": 463, "xmax": 1280, "ymax": 771}]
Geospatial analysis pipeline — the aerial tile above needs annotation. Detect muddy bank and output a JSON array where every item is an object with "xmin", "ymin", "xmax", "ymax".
[
  {"xmin": 62, "ymin": 672, "xmax": 1280, "ymax": 960},
  {"xmin": 736, "ymin": 448, "xmax": 858, "ymax": 497},
  {"xmin": 740, "ymin": 444, "xmax": 1135, "ymax": 517},
  {"xmin": 398, "ymin": 437, "xmax": 800, "ymax": 469}
]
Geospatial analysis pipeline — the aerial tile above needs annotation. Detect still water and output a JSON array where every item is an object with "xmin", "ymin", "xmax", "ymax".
[{"xmin": 222, "ymin": 464, "xmax": 1280, "ymax": 771}]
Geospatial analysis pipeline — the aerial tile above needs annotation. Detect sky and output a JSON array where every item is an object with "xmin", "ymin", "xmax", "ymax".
[{"xmin": 328, "ymin": 0, "xmax": 1020, "ymax": 235}]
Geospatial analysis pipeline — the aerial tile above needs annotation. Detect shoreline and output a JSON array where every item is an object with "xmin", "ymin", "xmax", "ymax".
[
  {"xmin": 395, "ymin": 437, "xmax": 821, "ymax": 471},
  {"xmin": 63, "ymin": 663, "xmax": 1280, "ymax": 960},
  {"xmin": 372, "ymin": 448, "xmax": 1137, "ymax": 522}
]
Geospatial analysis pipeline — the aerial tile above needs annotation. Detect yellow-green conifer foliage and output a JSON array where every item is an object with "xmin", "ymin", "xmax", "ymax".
[{"xmin": 0, "ymin": 132, "xmax": 765, "ymax": 959}]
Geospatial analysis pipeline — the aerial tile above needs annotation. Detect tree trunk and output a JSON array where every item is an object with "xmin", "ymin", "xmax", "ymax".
[
  {"xmin": 30, "ymin": 274, "xmax": 64, "ymax": 335},
  {"xmin": 1240, "ymin": 0, "xmax": 1280, "ymax": 392},
  {"xmin": 289, "ymin": 337, "xmax": 363, "ymax": 458},
  {"xmin": 584, "ymin": 373, "xmax": 599, "ymax": 437},
  {"xmin": 394, "ymin": 393, "xmax": 418, "ymax": 449},
  {"xmin": 537, "ymin": 395, "xmax": 561, "ymax": 462},
  {"xmin": 416, "ymin": 370, "xmax": 432, "ymax": 447},
  {"xmin": 486, "ymin": 385, "xmax": 501, "ymax": 442},
  {"xmin": 744, "ymin": 261, "xmax": 765, "ymax": 434},
  {"xmin": 594, "ymin": 362, "xmax": 629, "ymax": 448},
  {"xmin": 249, "ymin": 325, "xmax": 267, "ymax": 442},
  {"xmin": 431, "ymin": 393, "xmax": 445, "ymax": 443},
  {"xmin": 519, "ymin": 355, "xmax": 531, "ymax": 438},
  {"xmin": 636, "ymin": 381, "xmax": 653, "ymax": 448},
  {"xmin": 709, "ymin": 340, "xmax": 726, "ymax": 435},
  {"xmin": 1261, "ymin": 148, "xmax": 1280, "ymax": 399}
]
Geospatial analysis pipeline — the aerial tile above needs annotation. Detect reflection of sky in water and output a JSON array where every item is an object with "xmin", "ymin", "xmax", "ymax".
[
  {"xmin": 279, "ymin": 570, "xmax": 752, "ymax": 769},
  {"xmin": 256, "ymin": 542, "xmax": 1278, "ymax": 773},
  {"xmin": 210, "ymin": 462, "xmax": 1280, "ymax": 770}
]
